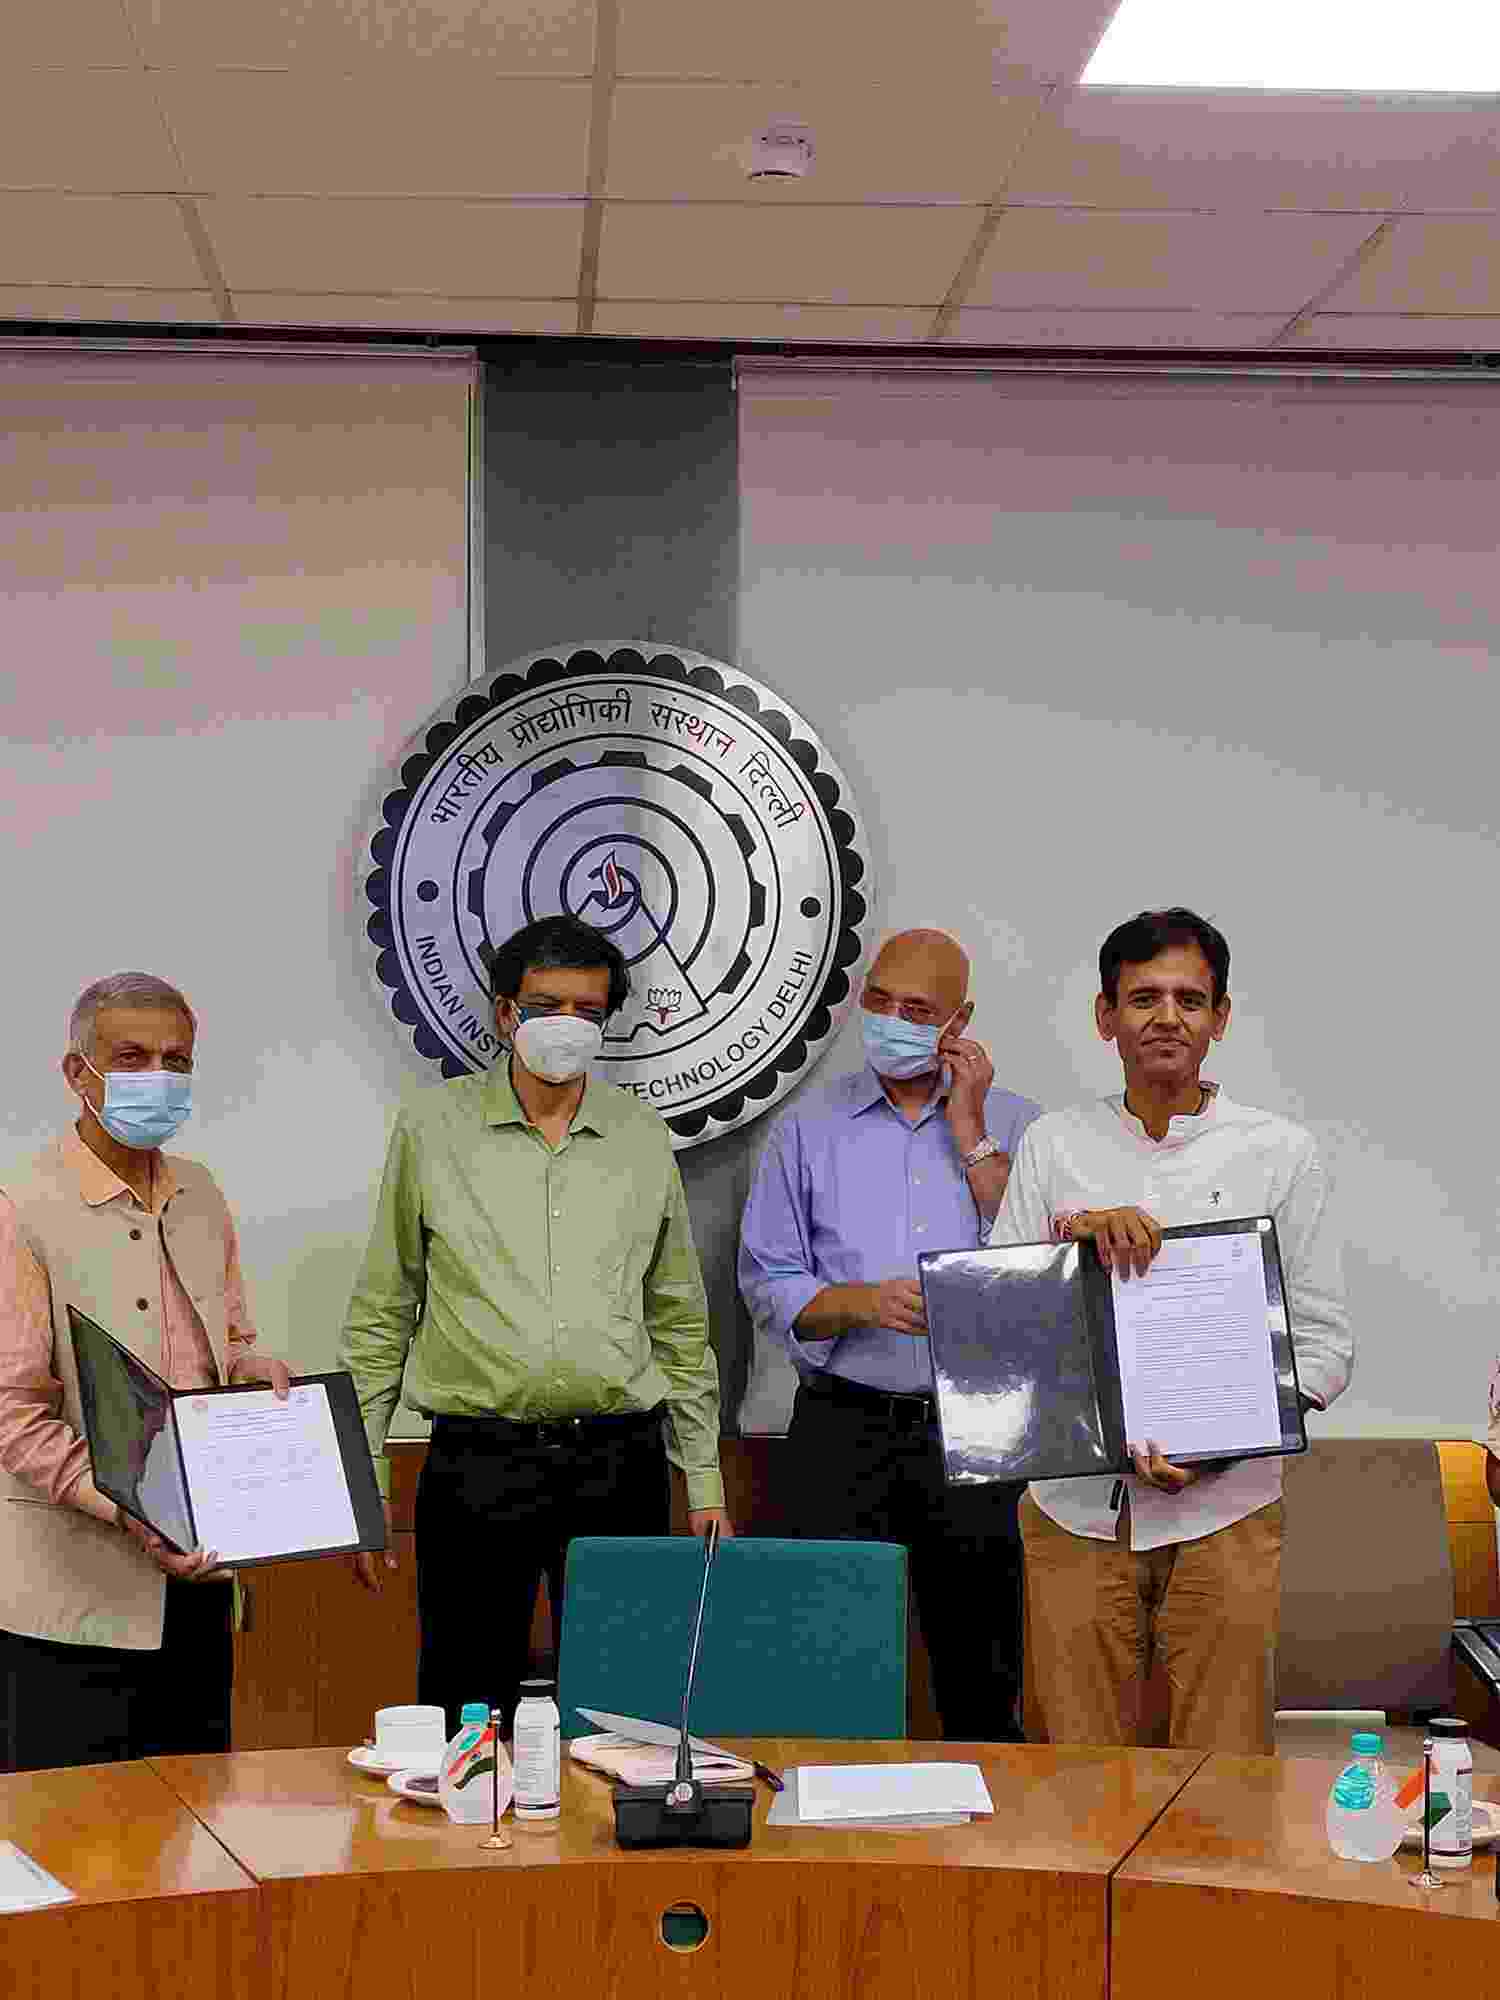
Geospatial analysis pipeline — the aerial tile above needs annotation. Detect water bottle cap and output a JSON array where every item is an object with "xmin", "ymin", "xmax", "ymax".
[
  {"xmin": 1429, "ymin": 1717, "xmax": 1469, "ymax": 1739},
  {"xmin": 459, "ymin": 1702, "xmax": 490, "ymax": 1724},
  {"xmin": 1350, "ymin": 1732, "xmax": 1383, "ymax": 1754}
]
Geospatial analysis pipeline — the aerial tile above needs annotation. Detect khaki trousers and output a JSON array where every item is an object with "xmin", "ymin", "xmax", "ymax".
[{"xmin": 1020, "ymin": 1490, "xmax": 1283, "ymax": 1755}]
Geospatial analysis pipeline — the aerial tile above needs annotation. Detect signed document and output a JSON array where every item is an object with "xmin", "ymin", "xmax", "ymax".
[
  {"xmin": 921, "ymin": 1216, "xmax": 1304, "ymax": 1485},
  {"xmin": 1112, "ymin": 1230, "xmax": 1282, "ymax": 1460},
  {"xmin": 173, "ymin": 1384, "xmax": 361, "ymax": 1564},
  {"xmin": 70, "ymin": 1308, "xmax": 385, "ymax": 1567}
]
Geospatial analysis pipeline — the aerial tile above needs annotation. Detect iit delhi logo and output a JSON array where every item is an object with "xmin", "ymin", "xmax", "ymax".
[{"xmin": 361, "ymin": 643, "xmax": 874, "ymax": 1148}]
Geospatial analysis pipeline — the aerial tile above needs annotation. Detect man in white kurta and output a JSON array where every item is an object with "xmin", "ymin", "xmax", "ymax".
[{"xmin": 991, "ymin": 908, "xmax": 1351, "ymax": 1753}]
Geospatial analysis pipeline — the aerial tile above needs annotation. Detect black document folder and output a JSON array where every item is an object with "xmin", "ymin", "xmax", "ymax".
[
  {"xmin": 69, "ymin": 1307, "xmax": 386, "ymax": 1567},
  {"xmin": 919, "ymin": 1215, "xmax": 1306, "ymax": 1487}
]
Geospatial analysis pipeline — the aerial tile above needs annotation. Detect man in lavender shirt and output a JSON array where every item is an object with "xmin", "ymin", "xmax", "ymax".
[{"xmin": 738, "ymin": 929, "xmax": 1041, "ymax": 1739}]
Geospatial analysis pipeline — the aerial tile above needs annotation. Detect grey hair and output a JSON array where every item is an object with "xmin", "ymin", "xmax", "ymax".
[{"xmin": 68, "ymin": 974, "xmax": 197, "ymax": 1058}]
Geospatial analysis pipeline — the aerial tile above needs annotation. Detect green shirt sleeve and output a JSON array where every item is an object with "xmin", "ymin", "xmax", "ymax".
[
  {"xmin": 339, "ymin": 1112, "xmax": 426, "ymax": 1500},
  {"xmin": 643, "ymin": 1160, "xmax": 725, "ymax": 1513}
]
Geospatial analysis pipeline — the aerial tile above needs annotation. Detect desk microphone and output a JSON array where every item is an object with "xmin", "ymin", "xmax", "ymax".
[{"xmin": 611, "ymin": 1521, "xmax": 755, "ymax": 1849}]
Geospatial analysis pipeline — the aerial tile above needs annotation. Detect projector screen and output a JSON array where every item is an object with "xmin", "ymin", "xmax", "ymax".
[
  {"xmin": 0, "ymin": 340, "xmax": 474, "ymax": 1394},
  {"xmin": 737, "ymin": 362, "xmax": 1500, "ymax": 1457}
]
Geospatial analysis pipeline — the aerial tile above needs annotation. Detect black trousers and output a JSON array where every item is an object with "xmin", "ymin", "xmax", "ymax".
[
  {"xmin": 787, "ymin": 1380, "xmax": 1024, "ymax": 1742},
  {"xmin": 0, "ymin": 1579, "xmax": 233, "ymax": 1773},
  {"xmin": 415, "ymin": 1410, "xmax": 670, "ymax": 1736}
]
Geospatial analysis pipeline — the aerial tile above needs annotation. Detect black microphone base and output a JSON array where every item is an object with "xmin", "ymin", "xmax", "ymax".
[{"xmin": 612, "ymin": 1783, "xmax": 755, "ymax": 1849}]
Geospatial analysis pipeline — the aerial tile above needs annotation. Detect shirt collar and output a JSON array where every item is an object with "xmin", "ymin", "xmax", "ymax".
[
  {"xmin": 1113, "ymin": 1080, "xmax": 1220, "ymax": 1148},
  {"xmin": 848, "ymin": 1064, "xmax": 949, "ymax": 1124},
  {"xmin": 63, "ymin": 1124, "xmax": 179, "ymax": 1209},
  {"xmin": 483, "ymin": 1058, "xmax": 614, "ymax": 1138}
]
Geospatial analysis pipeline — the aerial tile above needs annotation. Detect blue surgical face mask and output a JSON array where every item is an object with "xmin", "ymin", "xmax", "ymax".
[
  {"xmin": 860, "ymin": 1008, "xmax": 954, "ymax": 1082},
  {"xmin": 81, "ymin": 1056, "xmax": 194, "ymax": 1151}
]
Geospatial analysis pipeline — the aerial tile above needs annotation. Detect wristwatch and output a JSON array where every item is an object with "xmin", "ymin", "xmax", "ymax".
[{"xmin": 959, "ymin": 1136, "xmax": 1002, "ymax": 1171}]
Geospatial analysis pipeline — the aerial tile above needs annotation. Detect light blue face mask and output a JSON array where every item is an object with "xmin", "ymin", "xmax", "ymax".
[
  {"xmin": 81, "ymin": 1056, "xmax": 194, "ymax": 1151},
  {"xmin": 860, "ymin": 1007, "xmax": 955, "ymax": 1082}
]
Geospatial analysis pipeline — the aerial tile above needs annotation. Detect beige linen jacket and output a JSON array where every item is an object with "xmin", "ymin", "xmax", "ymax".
[{"xmin": 0, "ymin": 1139, "xmax": 234, "ymax": 1648}]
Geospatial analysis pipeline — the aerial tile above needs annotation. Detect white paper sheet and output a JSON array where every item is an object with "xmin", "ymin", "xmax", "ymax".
[
  {"xmin": 1112, "ymin": 1229, "xmax": 1281, "ymax": 1459},
  {"xmin": 794, "ymin": 1763, "xmax": 994, "ymax": 1822},
  {"xmin": 0, "ymin": 1841, "xmax": 73, "ymax": 1914},
  {"xmin": 172, "ymin": 1383, "xmax": 360, "ymax": 1563}
]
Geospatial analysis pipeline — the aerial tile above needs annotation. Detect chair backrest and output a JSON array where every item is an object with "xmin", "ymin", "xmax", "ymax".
[
  {"xmin": 1277, "ymin": 1438, "xmax": 1454, "ymax": 1711},
  {"xmin": 557, "ymin": 1537, "xmax": 908, "ymax": 1741}
]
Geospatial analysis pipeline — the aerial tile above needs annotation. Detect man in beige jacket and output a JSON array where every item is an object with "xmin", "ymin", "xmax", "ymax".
[{"xmin": 0, "ymin": 973, "xmax": 287, "ymax": 1771}]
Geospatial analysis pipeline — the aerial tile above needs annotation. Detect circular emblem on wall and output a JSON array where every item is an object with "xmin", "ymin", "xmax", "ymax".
[{"xmin": 362, "ymin": 643, "xmax": 874, "ymax": 1148}]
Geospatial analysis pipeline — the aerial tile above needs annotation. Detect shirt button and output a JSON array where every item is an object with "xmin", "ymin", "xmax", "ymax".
[
  {"xmin": 129, "ymin": 1228, "xmax": 143, "ymax": 1242},
  {"xmin": 552, "ymin": 1209, "xmax": 561, "ymax": 1219},
  {"xmin": 915, "ymin": 1225, "xmax": 926, "ymax": 1235},
  {"xmin": 913, "ymin": 1178, "xmax": 923, "ymax": 1187},
  {"xmin": 136, "ymin": 1297, "xmax": 149, "ymax": 1311}
]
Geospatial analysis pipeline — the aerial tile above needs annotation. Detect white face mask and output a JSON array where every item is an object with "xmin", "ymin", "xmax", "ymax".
[{"xmin": 512, "ymin": 1012, "xmax": 603, "ymax": 1084}]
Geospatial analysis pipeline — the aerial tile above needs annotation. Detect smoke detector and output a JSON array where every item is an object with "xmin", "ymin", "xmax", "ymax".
[{"xmin": 747, "ymin": 121, "xmax": 815, "ymax": 181}]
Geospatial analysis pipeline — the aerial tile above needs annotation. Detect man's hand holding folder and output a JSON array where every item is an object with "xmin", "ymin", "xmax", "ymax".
[{"xmin": 1064, "ymin": 1207, "xmax": 1163, "ymax": 1279}]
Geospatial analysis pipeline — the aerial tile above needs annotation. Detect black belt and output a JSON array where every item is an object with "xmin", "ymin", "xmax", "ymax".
[
  {"xmin": 430, "ymin": 1403, "xmax": 666, "ymax": 1450},
  {"xmin": 799, "ymin": 1372, "xmax": 937, "ymax": 1428}
]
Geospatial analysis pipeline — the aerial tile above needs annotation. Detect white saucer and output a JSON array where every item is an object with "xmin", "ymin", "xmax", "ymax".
[
  {"xmin": 348, "ymin": 1744, "xmax": 444, "ymax": 1778},
  {"xmin": 1399, "ymin": 1801, "xmax": 1497, "ymax": 1851},
  {"xmin": 387, "ymin": 1770, "xmax": 444, "ymax": 1808}
]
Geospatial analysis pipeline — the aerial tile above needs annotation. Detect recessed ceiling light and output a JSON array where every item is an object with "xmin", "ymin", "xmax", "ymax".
[{"xmin": 1083, "ymin": 0, "xmax": 1500, "ymax": 92}]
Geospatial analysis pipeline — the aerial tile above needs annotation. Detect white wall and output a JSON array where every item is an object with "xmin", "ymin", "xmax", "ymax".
[
  {"xmin": 738, "ymin": 367, "xmax": 1500, "ymax": 1445},
  {"xmin": 0, "ymin": 343, "xmax": 472, "ymax": 1406}
]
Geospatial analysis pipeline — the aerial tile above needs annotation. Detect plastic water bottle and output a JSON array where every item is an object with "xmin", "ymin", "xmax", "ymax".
[
  {"xmin": 512, "ymin": 1677, "xmax": 561, "ymax": 1823},
  {"xmin": 1326, "ymin": 1731, "xmax": 1402, "ymax": 1861},
  {"xmin": 1426, "ymin": 1717, "xmax": 1474, "ymax": 1869},
  {"xmin": 438, "ymin": 1702, "xmax": 513, "ymax": 1826}
]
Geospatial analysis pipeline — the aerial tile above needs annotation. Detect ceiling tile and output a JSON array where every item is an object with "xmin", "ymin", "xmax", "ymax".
[
  {"xmin": 1325, "ymin": 218, "xmax": 1500, "ymax": 313},
  {"xmin": 593, "ymin": 301, "xmax": 932, "ymax": 338},
  {"xmin": 121, "ymin": 0, "xmax": 594, "ymax": 72},
  {"xmin": 986, "ymin": 0, "xmax": 1120, "ymax": 89},
  {"xmin": 1288, "ymin": 316, "xmax": 1500, "ymax": 356},
  {"xmin": 1008, "ymin": 90, "xmax": 1500, "ymax": 214},
  {"xmin": 0, "ymin": 67, "xmax": 184, "ymax": 192},
  {"xmin": 597, "ymin": 203, "xmax": 981, "ymax": 304},
  {"xmin": 970, "ymin": 207, "xmax": 1375, "ymax": 310},
  {"xmin": 197, "ymin": 196, "xmax": 583, "ymax": 292},
  {"xmin": 157, "ymin": 72, "xmax": 590, "ymax": 197},
  {"xmin": 0, "ymin": 193, "xmax": 201, "ymax": 286},
  {"xmin": 1284, "ymin": 313, "xmax": 1500, "ymax": 350},
  {"xmin": 9, "ymin": 0, "xmax": 140, "ymax": 65},
  {"xmin": 232, "ymin": 291, "xmax": 575, "ymax": 331},
  {"xmin": 618, "ymin": 0, "xmax": 1040, "ymax": 85},
  {"xmin": 947, "ymin": 306, "xmax": 1286, "ymax": 345},
  {"xmin": 0, "ymin": 287, "xmax": 217, "ymax": 323},
  {"xmin": 606, "ymin": 82, "xmax": 1039, "ymax": 204}
]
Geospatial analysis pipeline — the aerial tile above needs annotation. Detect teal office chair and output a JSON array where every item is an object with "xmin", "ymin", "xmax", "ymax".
[{"xmin": 557, "ymin": 1537, "xmax": 908, "ymax": 1741}]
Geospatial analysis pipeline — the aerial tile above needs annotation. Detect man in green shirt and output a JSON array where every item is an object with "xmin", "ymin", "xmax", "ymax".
[{"xmin": 343, "ymin": 915, "xmax": 729, "ymax": 1730}]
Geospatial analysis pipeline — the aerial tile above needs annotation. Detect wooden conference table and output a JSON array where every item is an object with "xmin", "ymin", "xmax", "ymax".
[
  {"xmin": 158, "ymin": 1739, "xmax": 1197, "ymax": 2000},
  {"xmin": 4, "ymin": 1746, "xmax": 1496, "ymax": 2000},
  {"xmin": 1115, "ymin": 1754, "xmax": 1500, "ymax": 1997},
  {"xmin": 1, "ymin": 1759, "xmax": 260, "ymax": 2000}
]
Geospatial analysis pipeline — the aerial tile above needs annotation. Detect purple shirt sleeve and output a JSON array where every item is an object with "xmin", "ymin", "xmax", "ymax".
[
  {"xmin": 737, "ymin": 1112, "xmax": 837, "ymax": 1372},
  {"xmin": 738, "ymin": 1074, "xmax": 1044, "ymax": 1393}
]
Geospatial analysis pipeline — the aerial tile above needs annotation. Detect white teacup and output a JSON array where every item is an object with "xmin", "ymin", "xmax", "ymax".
[{"xmin": 373, "ymin": 1703, "xmax": 448, "ymax": 1774}]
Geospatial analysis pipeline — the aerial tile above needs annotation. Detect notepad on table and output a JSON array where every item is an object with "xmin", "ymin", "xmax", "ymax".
[
  {"xmin": 785, "ymin": 1762, "xmax": 993, "ymax": 1826},
  {"xmin": 0, "ymin": 1841, "xmax": 74, "ymax": 1914}
]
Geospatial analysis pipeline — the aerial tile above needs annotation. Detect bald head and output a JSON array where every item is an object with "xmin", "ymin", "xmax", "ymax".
[{"xmin": 864, "ymin": 929, "xmax": 972, "ymax": 1024}]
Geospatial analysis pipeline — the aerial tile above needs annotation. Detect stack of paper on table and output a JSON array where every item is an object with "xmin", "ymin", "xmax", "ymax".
[
  {"xmin": 568, "ymin": 1733, "xmax": 754, "ymax": 1788},
  {"xmin": 766, "ymin": 1763, "xmax": 994, "ymax": 1830},
  {"xmin": 0, "ymin": 1842, "xmax": 73, "ymax": 1913}
]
